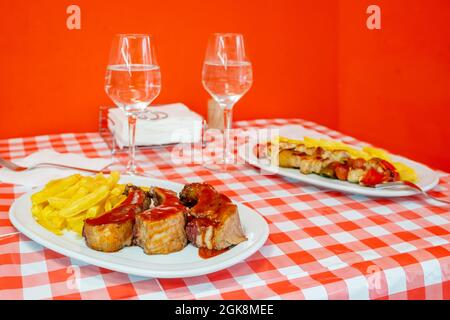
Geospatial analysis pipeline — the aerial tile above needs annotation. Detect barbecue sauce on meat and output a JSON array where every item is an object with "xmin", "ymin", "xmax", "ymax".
[
  {"xmin": 86, "ymin": 205, "xmax": 138, "ymax": 225},
  {"xmin": 85, "ymin": 190, "xmax": 145, "ymax": 226},
  {"xmin": 192, "ymin": 217, "xmax": 219, "ymax": 228},
  {"xmin": 140, "ymin": 189, "xmax": 185, "ymax": 221},
  {"xmin": 199, "ymin": 247, "xmax": 229, "ymax": 259},
  {"xmin": 193, "ymin": 217, "xmax": 219, "ymax": 250},
  {"xmin": 144, "ymin": 206, "xmax": 181, "ymax": 220},
  {"xmin": 190, "ymin": 186, "xmax": 222, "ymax": 217},
  {"xmin": 181, "ymin": 183, "xmax": 245, "ymax": 257}
]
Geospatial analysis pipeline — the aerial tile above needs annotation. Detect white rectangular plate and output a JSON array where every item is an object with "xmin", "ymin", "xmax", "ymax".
[{"xmin": 9, "ymin": 175, "xmax": 269, "ymax": 278}]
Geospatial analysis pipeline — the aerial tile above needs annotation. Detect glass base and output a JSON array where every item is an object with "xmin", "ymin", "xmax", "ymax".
[{"xmin": 125, "ymin": 163, "xmax": 137, "ymax": 175}]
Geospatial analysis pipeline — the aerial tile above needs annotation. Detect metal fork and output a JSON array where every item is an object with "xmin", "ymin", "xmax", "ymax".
[
  {"xmin": 375, "ymin": 181, "xmax": 450, "ymax": 205},
  {"xmin": 0, "ymin": 156, "xmax": 112, "ymax": 174},
  {"xmin": 0, "ymin": 231, "xmax": 20, "ymax": 240}
]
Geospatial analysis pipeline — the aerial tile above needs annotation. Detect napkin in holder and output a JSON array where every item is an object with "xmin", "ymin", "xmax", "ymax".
[{"xmin": 106, "ymin": 103, "xmax": 203, "ymax": 149}]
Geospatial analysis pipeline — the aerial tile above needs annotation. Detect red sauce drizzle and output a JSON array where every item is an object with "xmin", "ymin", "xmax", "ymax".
[
  {"xmin": 85, "ymin": 205, "xmax": 138, "ymax": 225},
  {"xmin": 192, "ymin": 187, "xmax": 220, "ymax": 214},
  {"xmin": 199, "ymin": 247, "xmax": 229, "ymax": 259},
  {"xmin": 85, "ymin": 189, "xmax": 144, "ymax": 226},
  {"xmin": 142, "ymin": 206, "xmax": 182, "ymax": 221},
  {"xmin": 140, "ymin": 189, "xmax": 185, "ymax": 221},
  {"xmin": 192, "ymin": 217, "xmax": 218, "ymax": 228}
]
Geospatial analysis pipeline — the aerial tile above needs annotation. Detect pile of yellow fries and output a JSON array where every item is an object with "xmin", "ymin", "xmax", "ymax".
[{"xmin": 31, "ymin": 172, "xmax": 126, "ymax": 236}]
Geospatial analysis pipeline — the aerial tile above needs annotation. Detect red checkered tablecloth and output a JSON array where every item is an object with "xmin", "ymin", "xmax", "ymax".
[{"xmin": 1, "ymin": 119, "xmax": 450, "ymax": 300}]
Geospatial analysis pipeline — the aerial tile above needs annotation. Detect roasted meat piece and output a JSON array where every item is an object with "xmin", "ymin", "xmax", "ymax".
[
  {"xmin": 299, "ymin": 156, "xmax": 328, "ymax": 174},
  {"xmin": 277, "ymin": 145, "xmax": 350, "ymax": 172},
  {"xmin": 134, "ymin": 187, "xmax": 187, "ymax": 255},
  {"xmin": 180, "ymin": 183, "xmax": 246, "ymax": 250},
  {"xmin": 83, "ymin": 187, "xmax": 149, "ymax": 252},
  {"xmin": 180, "ymin": 183, "xmax": 223, "ymax": 216},
  {"xmin": 278, "ymin": 149, "xmax": 304, "ymax": 168}
]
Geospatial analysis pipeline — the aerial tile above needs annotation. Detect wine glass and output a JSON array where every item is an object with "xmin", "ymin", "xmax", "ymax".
[
  {"xmin": 105, "ymin": 34, "xmax": 161, "ymax": 174},
  {"xmin": 202, "ymin": 33, "xmax": 253, "ymax": 170}
]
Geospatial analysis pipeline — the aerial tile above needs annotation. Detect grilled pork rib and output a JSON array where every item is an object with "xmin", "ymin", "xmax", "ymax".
[
  {"xmin": 180, "ymin": 183, "xmax": 246, "ymax": 250},
  {"xmin": 83, "ymin": 187, "xmax": 149, "ymax": 252},
  {"xmin": 134, "ymin": 187, "xmax": 187, "ymax": 255},
  {"xmin": 83, "ymin": 183, "xmax": 246, "ymax": 256}
]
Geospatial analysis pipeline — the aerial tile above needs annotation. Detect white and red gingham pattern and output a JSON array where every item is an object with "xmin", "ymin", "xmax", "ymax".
[{"xmin": 1, "ymin": 119, "xmax": 449, "ymax": 300}]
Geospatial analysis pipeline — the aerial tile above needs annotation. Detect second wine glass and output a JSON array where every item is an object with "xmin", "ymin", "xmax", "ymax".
[
  {"xmin": 202, "ymin": 33, "xmax": 253, "ymax": 170},
  {"xmin": 105, "ymin": 34, "xmax": 161, "ymax": 174}
]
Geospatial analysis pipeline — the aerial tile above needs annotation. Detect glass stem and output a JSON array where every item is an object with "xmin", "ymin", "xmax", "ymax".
[
  {"xmin": 222, "ymin": 104, "xmax": 234, "ymax": 165},
  {"xmin": 127, "ymin": 114, "xmax": 137, "ymax": 174}
]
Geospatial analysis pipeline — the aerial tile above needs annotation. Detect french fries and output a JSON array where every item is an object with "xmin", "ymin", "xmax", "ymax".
[
  {"xmin": 31, "ymin": 171, "xmax": 125, "ymax": 236},
  {"xmin": 31, "ymin": 174, "xmax": 82, "ymax": 204},
  {"xmin": 58, "ymin": 185, "xmax": 110, "ymax": 218}
]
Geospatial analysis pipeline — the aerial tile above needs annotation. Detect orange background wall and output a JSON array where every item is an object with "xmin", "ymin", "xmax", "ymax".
[
  {"xmin": 338, "ymin": 0, "xmax": 450, "ymax": 172},
  {"xmin": 0, "ymin": 0, "xmax": 449, "ymax": 171}
]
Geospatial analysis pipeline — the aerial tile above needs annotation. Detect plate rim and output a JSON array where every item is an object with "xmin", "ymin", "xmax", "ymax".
[{"xmin": 9, "ymin": 175, "xmax": 270, "ymax": 278}]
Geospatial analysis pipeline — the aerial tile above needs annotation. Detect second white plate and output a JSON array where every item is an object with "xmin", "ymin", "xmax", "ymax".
[{"xmin": 238, "ymin": 125, "xmax": 439, "ymax": 197}]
